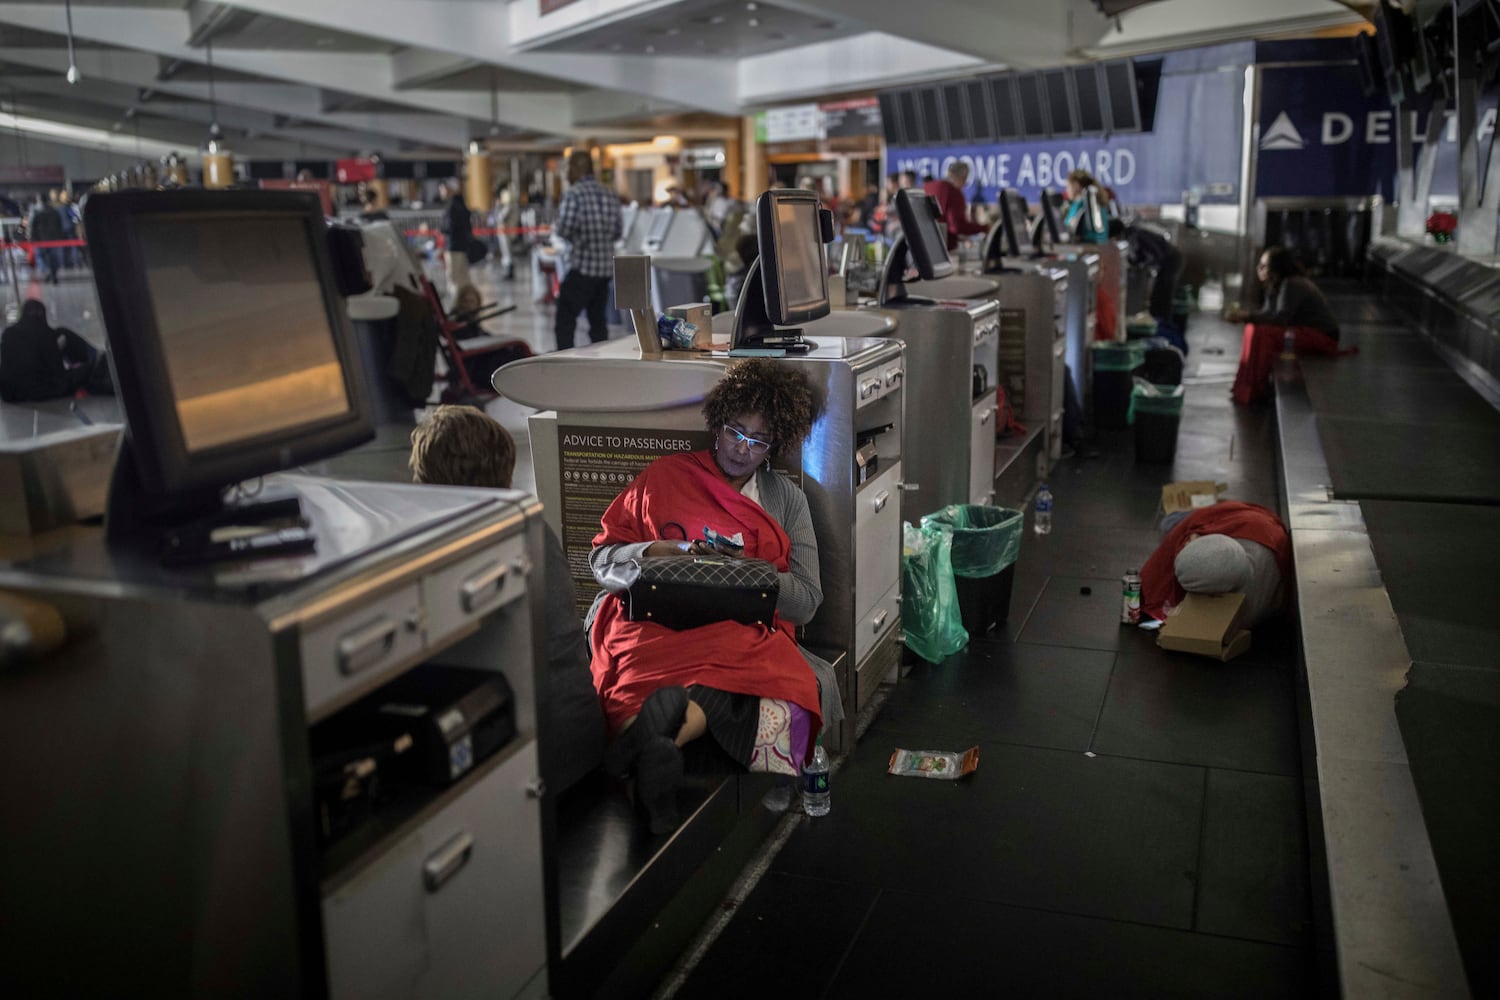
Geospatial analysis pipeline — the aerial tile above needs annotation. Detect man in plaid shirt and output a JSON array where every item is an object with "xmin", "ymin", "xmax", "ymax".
[{"xmin": 554, "ymin": 150, "xmax": 622, "ymax": 351}]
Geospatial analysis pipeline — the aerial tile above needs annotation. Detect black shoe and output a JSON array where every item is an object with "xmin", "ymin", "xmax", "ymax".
[
  {"xmin": 504, "ymin": 264, "xmax": 515, "ymax": 281},
  {"xmin": 605, "ymin": 685, "xmax": 688, "ymax": 777},
  {"xmin": 634, "ymin": 736, "xmax": 684, "ymax": 835}
]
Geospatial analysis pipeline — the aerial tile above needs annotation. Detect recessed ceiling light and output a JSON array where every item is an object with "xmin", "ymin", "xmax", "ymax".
[
  {"xmin": 709, "ymin": 15, "xmax": 725, "ymax": 24},
  {"xmin": 746, "ymin": 1, "xmax": 759, "ymax": 9},
  {"xmin": 644, "ymin": 44, "xmax": 655, "ymax": 53},
  {"xmin": 748, "ymin": 17, "xmax": 759, "ymax": 27}
]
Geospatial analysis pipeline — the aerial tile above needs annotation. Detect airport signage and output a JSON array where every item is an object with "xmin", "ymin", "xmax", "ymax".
[
  {"xmin": 1255, "ymin": 63, "xmax": 1498, "ymax": 199},
  {"xmin": 888, "ymin": 55, "xmax": 1244, "ymax": 207}
]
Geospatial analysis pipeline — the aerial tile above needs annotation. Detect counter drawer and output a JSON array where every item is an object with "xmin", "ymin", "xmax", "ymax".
[
  {"xmin": 302, "ymin": 583, "xmax": 425, "ymax": 719},
  {"xmin": 422, "ymin": 533, "xmax": 532, "ymax": 648},
  {"xmin": 854, "ymin": 578, "xmax": 901, "ymax": 665},
  {"xmin": 970, "ymin": 395, "xmax": 997, "ymax": 505},
  {"xmin": 1051, "ymin": 340, "xmax": 1066, "ymax": 415},
  {"xmin": 322, "ymin": 741, "xmax": 546, "ymax": 1000},
  {"xmin": 853, "ymin": 463, "xmax": 902, "ymax": 620}
]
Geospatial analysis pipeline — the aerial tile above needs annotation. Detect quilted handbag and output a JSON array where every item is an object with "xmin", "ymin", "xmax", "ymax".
[{"xmin": 623, "ymin": 556, "xmax": 779, "ymax": 631}]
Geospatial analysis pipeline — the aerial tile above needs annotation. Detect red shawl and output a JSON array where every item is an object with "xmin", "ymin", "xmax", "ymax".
[
  {"xmin": 589, "ymin": 450, "xmax": 821, "ymax": 737},
  {"xmin": 1140, "ymin": 501, "xmax": 1293, "ymax": 621}
]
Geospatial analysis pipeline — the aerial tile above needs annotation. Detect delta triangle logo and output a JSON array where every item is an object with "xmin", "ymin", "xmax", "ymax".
[{"xmin": 1260, "ymin": 111, "xmax": 1305, "ymax": 151}]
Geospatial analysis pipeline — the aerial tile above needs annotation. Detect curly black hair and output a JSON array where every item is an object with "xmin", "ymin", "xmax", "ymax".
[{"xmin": 702, "ymin": 359, "xmax": 821, "ymax": 457}]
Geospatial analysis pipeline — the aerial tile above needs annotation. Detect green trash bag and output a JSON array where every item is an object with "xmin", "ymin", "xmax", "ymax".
[
  {"xmin": 901, "ymin": 521, "xmax": 968, "ymax": 663},
  {"xmin": 921, "ymin": 504, "xmax": 1024, "ymax": 579},
  {"xmin": 1090, "ymin": 341, "xmax": 1146, "ymax": 372}
]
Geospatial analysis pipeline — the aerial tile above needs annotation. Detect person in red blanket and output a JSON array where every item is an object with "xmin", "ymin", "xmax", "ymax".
[
  {"xmin": 587, "ymin": 360, "xmax": 840, "ymax": 833},
  {"xmin": 1228, "ymin": 247, "xmax": 1349, "ymax": 404},
  {"xmin": 1141, "ymin": 501, "xmax": 1293, "ymax": 628},
  {"xmin": 923, "ymin": 163, "xmax": 988, "ymax": 251}
]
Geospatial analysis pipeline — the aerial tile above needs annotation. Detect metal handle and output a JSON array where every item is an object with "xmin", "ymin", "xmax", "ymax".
[
  {"xmin": 860, "ymin": 379, "xmax": 881, "ymax": 399},
  {"xmin": 980, "ymin": 410, "xmax": 993, "ymax": 426},
  {"xmin": 872, "ymin": 609, "xmax": 888, "ymax": 631},
  {"xmin": 885, "ymin": 368, "xmax": 903, "ymax": 387},
  {"xmin": 873, "ymin": 490, "xmax": 890, "ymax": 513},
  {"xmin": 898, "ymin": 482, "xmax": 920, "ymax": 493},
  {"xmin": 460, "ymin": 561, "xmax": 509, "ymax": 613},
  {"xmin": 336, "ymin": 616, "xmax": 398, "ymax": 676},
  {"xmin": 423, "ymin": 831, "xmax": 474, "ymax": 893}
]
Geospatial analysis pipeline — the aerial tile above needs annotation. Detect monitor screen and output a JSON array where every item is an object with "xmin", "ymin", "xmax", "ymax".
[
  {"xmin": 139, "ymin": 217, "xmax": 351, "ymax": 453},
  {"xmin": 1103, "ymin": 60, "xmax": 1141, "ymax": 132},
  {"xmin": 1000, "ymin": 189, "xmax": 1031, "ymax": 258},
  {"xmin": 988, "ymin": 75, "xmax": 1022, "ymax": 139},
  {"xmin": 1042, "ymin": 68, "xmax": 1077, "ymax": 136},
  {"xmin": 1016, "ymin": 73, "xmax": 1048, "ymax": 138},
  {"xmin": 1040, "ymin": 190, "xmax": 1064, "ymax": 247},
  {"xmin": 894, "ymin": 188, "xmax": 954, "ymax": 281},
  {"xmin": 1073, "ymin": 65, "xmax": 1106, "ymax": 133},
  {"xmin": 84, "ymin": 190, "xmax": 372, "ymax": 520},
  {"xmin": 742, "ymin": 188, "xmax": 830, "ymax": 338}
]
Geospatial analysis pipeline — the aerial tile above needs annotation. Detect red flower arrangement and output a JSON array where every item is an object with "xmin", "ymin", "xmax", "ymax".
[{"xmin": 1426, "ymin": 211, "xmax": 1458, "ymax": 243}]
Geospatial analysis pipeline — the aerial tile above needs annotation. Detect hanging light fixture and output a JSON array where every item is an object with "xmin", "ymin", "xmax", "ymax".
[{"xmin": 64, "ymin": 0, "xmax": 80, "ymax": 84}]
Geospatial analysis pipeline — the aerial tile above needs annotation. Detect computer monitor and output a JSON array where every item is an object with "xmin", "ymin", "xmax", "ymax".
[
  {"xmin": 1039, "ymin": 189, "xmax": 1064, "ymax": 248},
  {"xmin": 729, "ymin": 189, "xmax": 831, "ymax": 350},
  {"xmin": 1002, "ymin": 188, "xmax": 1031, "ymax": 258},
  {"xmin": 85, "ymin": 189, "xmax": 373, "ymax": 538},
  {"xmin": 893, "ymin": 187, "xmax": 954, "ymax": 281}
]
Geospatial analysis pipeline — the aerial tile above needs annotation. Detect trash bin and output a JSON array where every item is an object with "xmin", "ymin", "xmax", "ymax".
[
  {"xmin": 1091, "ymin": 342, "xmax": 1146, "ymax": 430},
  {"xmin": 921, "ymin": 505, "xmax": 1024, "ymax": 636},
  {"xmin": 1138, "ymin": 344, "xmax": 1184, "ymax": 386},
  {"xmin": 1131, "ymin": 382, "xmax": 1185, "ymax": 464}
]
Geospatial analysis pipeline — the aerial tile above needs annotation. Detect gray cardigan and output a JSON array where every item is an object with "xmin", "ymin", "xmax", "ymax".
[{"xmin": 588, "ymin": 466, "xmax": 843, "ymax": 725}]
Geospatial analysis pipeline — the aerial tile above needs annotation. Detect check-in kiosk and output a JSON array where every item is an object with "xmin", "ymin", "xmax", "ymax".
[
  {"xmin": 619, "ymin": 202, "xmax": 646, "ymax": 254},
  {"xmin": 643, "ymin": 206, "xmax": 715, "ymax": 314},
  {"xmin": 494, "ymin": 189, "xmax": 904, "ymax": 745},
  {"xmin": 842, "ymin": 187, "xmax": 1002, "ymax": 523},
  {"xmin": 1, "ymin": 190, "xmax": 550, "ymax": 998}
]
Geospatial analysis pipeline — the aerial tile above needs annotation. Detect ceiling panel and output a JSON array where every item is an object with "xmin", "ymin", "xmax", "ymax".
[
  {"xmin": 407, "ymin": 62, "xmax": 587, "ymax": 94},
  {"xmin": 531, "ymin": 0, "xmax": 848, "ymax": 58},
  {"xmin": 206, "ymin": 13, "xmax": 398, "ymax": 54}
]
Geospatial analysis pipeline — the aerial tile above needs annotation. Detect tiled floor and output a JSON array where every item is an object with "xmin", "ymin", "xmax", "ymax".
[{"xmin": 673, "ymin": 311, "xmax": 1317, "ymax": 997}]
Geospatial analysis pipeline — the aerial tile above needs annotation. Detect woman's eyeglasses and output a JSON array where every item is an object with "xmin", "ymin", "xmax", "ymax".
[{"xmin": 721, "ymin": 424, "xmax": 773, "ymax": 455}]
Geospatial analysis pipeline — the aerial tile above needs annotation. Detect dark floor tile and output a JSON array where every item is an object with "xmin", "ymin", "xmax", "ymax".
[
  {"xmin": 1090, "ymin": 636, "xmax": 1300, "ymax": 775},
  {"xmin": 1195, "ymin": 769, "xmax": 1312, "ymax": 948},
  {"xmin": 873, "ymin": 642, "xmax": 1115, "ymax": 752},
  {"xmin": 771, "ymin": 742, "xmax": 1204, "ymax": 929},
  {"xmin": 824, "ymin": 890, "xmax": 1314, "ymax": 1000},
  {"xmin": 676, "ymin": 872, "xmax": 879, "ymax": 999},
  {"xmin": 1017, "ymin": 576, "xmax": 1139, "ymax": 651}
]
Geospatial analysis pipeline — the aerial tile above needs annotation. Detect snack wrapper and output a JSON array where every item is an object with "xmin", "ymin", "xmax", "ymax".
[{"xmin": 887, "ymin": 746, "xmax": 980, "ymax": 780}]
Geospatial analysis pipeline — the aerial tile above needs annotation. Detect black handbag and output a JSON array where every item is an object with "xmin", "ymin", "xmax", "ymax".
[{"xmin": 622, "ymin": 556, "xmax": 779, "ymax": 631}]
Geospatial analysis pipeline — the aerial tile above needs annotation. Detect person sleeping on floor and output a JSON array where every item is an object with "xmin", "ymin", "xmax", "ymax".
[{"xmin": 1142, "ymin": 501, "xmax": 1293, "ymax": 629}]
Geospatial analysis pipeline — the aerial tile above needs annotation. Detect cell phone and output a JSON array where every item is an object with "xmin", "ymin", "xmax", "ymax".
[{"xmin": 702, "ymin": 526, "xmax": 744, "ymax": 554}]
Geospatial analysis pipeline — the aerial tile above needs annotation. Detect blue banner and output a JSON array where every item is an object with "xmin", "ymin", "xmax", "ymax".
[
  {"xmin": 889, "ymin": 57, "xmax": 1246, "ymax": 208},
  {"xmin": 1255, "ymin": 64, "xmax": 1496, "ymax": 199}
]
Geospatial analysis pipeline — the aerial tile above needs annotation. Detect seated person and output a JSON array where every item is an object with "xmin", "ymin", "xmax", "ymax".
[
  {"xmin": 588, "ymin": 360, "xmax": 842, "ymax": 833},
  {"xmin": 1141, "ymin": 501, "xmax": 1292, "ymax": 629},
  {"xmin": 448, "ymin": 282, "xmax": 532, "ymax": 390},
  {"xmin": 0, "ymin": 299, "xmax": 109, "ymax": 403},
  {"xmin": 1227, "ymin": 247, "xmax": 1347, "ymax": 405},
  {"xmin": 409, "ymin": 405, "xmax": 606, "ymax": 795}
]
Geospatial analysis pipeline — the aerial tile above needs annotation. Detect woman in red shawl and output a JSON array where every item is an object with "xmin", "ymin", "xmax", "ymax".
[
  {"xmin": 1140, "ymin": 501, "xmax": 1293, "ymax": 626},
  {"xmin": 588, "ymin": 361, "xmax": 835, "ymax": 832}
]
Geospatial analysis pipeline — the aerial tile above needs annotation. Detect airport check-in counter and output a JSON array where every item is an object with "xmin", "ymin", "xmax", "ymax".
[
  {"xmin": 985, "ymin": 265, "xmax": 1071, "ymax": 469},
  {"xmin": 1052, "ymin": 251, "xmax": 1101, "ymax": 418},
  {"xmin": 1096, "ymin": 239, "xmax": 1130, "ymax": 339},
  {"xmin": 493, "ymin": 322, "xmax": 905, "ymax": 748},
  {"xmin": 0, "ymin": 478, "xmax": 551, "ymax": 997},
  {"xmin": 851, "ymin": 274, "xmax": 1003, "ymax": 521}
]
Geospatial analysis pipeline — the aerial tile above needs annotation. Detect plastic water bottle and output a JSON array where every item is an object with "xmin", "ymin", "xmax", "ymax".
[
  {"xmin": 802, "ymin": 739, "xmax": 830, "ymax": 816},
  {"xmin": 1034, "ymin": 483, "xmax": 1054, "ymax": 536}
]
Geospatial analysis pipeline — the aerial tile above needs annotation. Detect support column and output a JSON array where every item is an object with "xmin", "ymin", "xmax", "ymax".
[
  {"xmin": 466, "ymin": 142, "xmax": 494, "ymax": 215},
  {"xmin": 741, "ymin": 115, "xmax": 765, "ymax": 202},
  {"xmin": 202, "ymin": 144, "xmax": 233, "ymax": 190},
  {"xmin": 1395, "ymin": 100, "xmax": 1449, "ymax": 239},
  {"xmin": 1455, "ymin": 33, "xmax": 1499, "ymax": 256}
]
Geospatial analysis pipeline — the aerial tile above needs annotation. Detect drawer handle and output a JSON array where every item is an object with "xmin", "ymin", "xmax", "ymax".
[
  {"xmin": 872, "ymin": 609, "xmax": 889, "ymax": 632},
  {"xmin": 460, "ymin": 561, "xmax": 509, "ymax": 613},
  {"xmin": 337, "ymin": 617, "xmax": 398, "ymax": 676},
  {"xmin": 873, "ymin": 490, "xmax": 890, "ymax": 513},
  {"xmin": 885, "ymin": 368, "xmax": 903, "ymax": 386},
  {"xmin": 980, "ymin": 410, "xmax": 993, "ymax": 426},
  {"xmin": 860, "ymin": 379, "xmax": 881, "ymax": 399},
  {"xmin": 423, "ymin": 830, "xmax": 474, "ymax": 893}
]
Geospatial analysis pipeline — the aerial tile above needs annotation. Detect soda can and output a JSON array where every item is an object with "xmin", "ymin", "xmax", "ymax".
[{"xmin": 1121, "ymin": 570, "xmax": 1142, "ymax": 625}]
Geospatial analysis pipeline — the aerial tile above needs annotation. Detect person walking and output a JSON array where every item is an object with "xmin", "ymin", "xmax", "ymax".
[
  {"xmin": 553, "ymin": 150, "xmax": 622, "ymax": 351},
  {"xmin": 438, "ymin": 182, "xmax": 473, "ymax": 300}
]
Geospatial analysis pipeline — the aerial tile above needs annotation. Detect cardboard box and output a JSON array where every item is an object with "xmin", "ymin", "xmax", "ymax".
[
  {"xmin": 1157, "ymin": 592, "xmax": 1253, "ymax": 662},
  {"xmin": 1161, "ymin": 481, "xmax": 1226, "ymax": 514}
]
